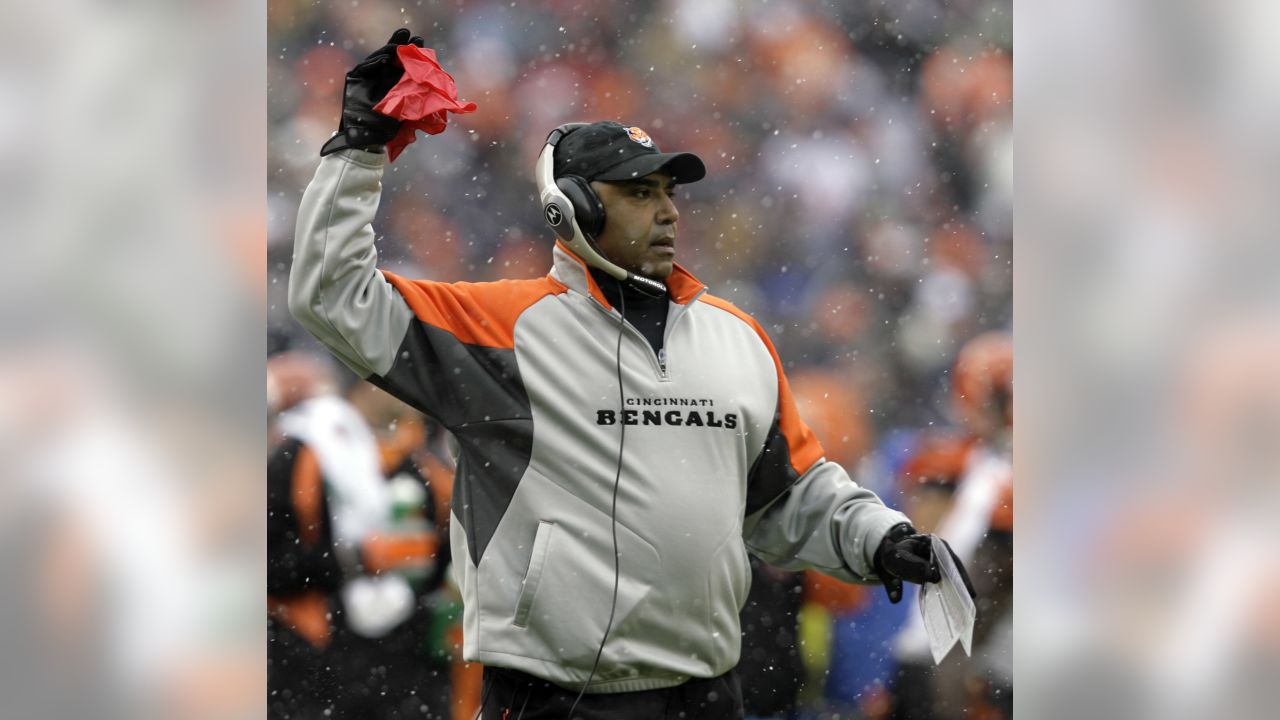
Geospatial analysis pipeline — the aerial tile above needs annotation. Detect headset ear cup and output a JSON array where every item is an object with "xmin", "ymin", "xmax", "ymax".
[{"xmin": 556, "ymin": 176, "xmax": 605, "ymax": 239}]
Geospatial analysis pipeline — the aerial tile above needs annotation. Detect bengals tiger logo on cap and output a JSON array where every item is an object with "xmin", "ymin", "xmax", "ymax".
[{"xmin": 626, "ymin": 126, "xmax": 654, "ymax": 148}]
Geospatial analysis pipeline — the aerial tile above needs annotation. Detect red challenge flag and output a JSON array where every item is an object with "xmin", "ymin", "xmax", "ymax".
[{"xmin": 373, "ymin": 44, "xmax": 478, "ymax": 161}]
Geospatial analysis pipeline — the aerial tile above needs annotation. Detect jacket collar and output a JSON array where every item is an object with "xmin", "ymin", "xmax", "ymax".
[{"xmin": 549, "ymin": 241, "xmax": 706, "ymax": 311}]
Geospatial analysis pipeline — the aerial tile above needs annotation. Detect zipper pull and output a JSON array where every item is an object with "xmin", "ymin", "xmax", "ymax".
[{"xmin": 658, "ymin": 347, "xmax": 668, "ymax": 375}]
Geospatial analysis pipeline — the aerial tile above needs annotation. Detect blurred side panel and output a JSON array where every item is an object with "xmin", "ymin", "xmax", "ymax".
[
  {"xmin": 0, "ymin": 1, "xmax": 266, "ymax": 719},
  {"xmin": 1019, "ymin": 0, "xmax": 1280, "ymax": 717}
]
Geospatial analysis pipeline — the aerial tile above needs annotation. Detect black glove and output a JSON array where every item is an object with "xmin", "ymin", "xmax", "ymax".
[
  {"xmin": 320, "ymin": 29, "xmax": 425, "ymax": 156},
  {"xmin": 873, "ymin": 523, "xmax": 976, "ymax": 604}
]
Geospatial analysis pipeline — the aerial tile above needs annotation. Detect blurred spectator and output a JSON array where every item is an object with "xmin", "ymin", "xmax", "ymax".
[
  {"xmin": 888, "ymin": 332, "xmax": 1012, "ymax": 720},
  {"xmin": 337, "ymin": 382, "xmax": 456, "ymax": 719},
  {"xmin": 267, "ymin": 354, "xmax": 452, "ymax": 719}
]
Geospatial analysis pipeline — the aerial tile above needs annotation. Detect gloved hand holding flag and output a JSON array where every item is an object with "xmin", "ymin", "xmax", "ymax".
[{"xmin": 373, "ymin": 44, "xmax": 477, "ymax": 161}]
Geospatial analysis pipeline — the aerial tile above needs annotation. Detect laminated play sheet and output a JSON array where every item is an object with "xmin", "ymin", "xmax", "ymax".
[{"xmin": 919, "ymin": 535, "xmax": 977, "ymax": 664}]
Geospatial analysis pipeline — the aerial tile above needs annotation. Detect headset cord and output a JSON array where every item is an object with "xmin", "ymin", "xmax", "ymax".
[{"xmin": 565, "ymin": 279, "xmax": 628, "ymax": 720}]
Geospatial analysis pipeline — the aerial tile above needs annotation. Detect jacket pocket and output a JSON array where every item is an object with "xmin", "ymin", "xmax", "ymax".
[{"xmin": 512, "ymin": 520, "xmax": 554, "ymax": 628}]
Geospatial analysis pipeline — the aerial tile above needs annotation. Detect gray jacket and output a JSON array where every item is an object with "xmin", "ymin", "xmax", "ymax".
[{"xmin": 290, "ymin": 147, "xmax": 910, "ymax": 693}]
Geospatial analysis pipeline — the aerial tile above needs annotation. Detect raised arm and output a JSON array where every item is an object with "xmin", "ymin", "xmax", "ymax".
[
  {"xmin": 288, "ymin": 30, "xmax": 426, "ymax": 378},
  {"xmin": 289, "ymin": 147, "xmax": 411, "ymax": 378}
]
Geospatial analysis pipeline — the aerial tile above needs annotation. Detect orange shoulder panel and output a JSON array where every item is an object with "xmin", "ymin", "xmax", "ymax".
[
  {"xmin": 698, "ymin": 294, "xmax": 826, "ymax": 476},
  {"xmin": 382, "ymin": 271, "xmax": 567, "ymax": 349},
  {"xmin": 666, "ymin": 263, "xmax": 707, "ymax": 304}
]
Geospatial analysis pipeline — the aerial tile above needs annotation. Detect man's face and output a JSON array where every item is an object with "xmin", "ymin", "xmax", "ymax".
[{"xmin": 590, "ymin": 171, "xmax": 680, "ymax": 280}]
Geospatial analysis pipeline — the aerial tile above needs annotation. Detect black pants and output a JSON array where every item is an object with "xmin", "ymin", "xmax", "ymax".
[{"xmin": 480, "ymin": 666, "xmax": 745, "ymax": 720}]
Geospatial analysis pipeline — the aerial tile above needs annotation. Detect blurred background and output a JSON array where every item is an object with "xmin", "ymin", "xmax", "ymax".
[
  {"xmin": 1, "ymin": 0, "xmax": 266, "ymax": 719},
  {"xmin": 268, "ymin": 1, "xmax": 1011, "ymax": 719},
  {"xmin": 1018, "ymin": 1, "xmax": 1280, "ymax": 718}
]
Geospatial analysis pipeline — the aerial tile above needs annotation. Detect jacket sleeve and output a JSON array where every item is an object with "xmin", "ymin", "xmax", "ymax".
[
  {"xmin": 740, "ymin": 324, "xmax": 910, "ymax": 584},
  {"xmin": 289, "ymin": 148, "xmax": 415, "ymax": 380}
]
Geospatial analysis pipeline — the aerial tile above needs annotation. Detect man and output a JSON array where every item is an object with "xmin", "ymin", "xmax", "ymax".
[{"xmin": 290, "ymin": 30, "xmax": 971, "ymax": 720}]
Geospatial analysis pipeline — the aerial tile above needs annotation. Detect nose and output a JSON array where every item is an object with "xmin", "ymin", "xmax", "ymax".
[{"xmin": 656, "ymin": 191, "xmax": 679, "ymax": 225}]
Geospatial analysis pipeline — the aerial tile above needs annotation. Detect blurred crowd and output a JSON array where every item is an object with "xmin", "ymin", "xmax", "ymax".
[{"xmin": 267, "ymin": 1, "xmax": 1011, "ymax": 718}]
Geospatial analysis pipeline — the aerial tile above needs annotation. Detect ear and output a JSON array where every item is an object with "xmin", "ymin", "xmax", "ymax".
[{"xmin": 556, "ymin": 175, "xmax": 606, "ymax": 239}]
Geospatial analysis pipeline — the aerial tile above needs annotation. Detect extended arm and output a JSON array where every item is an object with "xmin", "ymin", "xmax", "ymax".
[
  {"xmin": 730, "ymin": 307, "xmax": 910, "ymax": 584},
  {"xmin": 731, "ymin": 309, "xmax": 977, "ymax": 604},
  {"xmin": 745, "ymin": 456, "xmax": 909, "ymax": 584}
]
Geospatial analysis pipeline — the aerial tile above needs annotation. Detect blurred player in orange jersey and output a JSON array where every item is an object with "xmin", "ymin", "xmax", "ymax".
[
  {"xmin": 267, "ymin": 353, "xmax": 453, "ymax": 719},
  {"xmin": 337, "ymin": 382, "xmax": 456, "ymax": 719},
  {"xmin": 897, "ymin": 434, "xmax": 976, "ymax": 536},
  {"xmin": 863, "ymin": 432, "xmax": 972, "ymax": 720},
  {"xmin": 950, "ymin": 331, "xmax": 1013, "ymax": 449},
  {"xmin": 888, "ymin": 331, "xmax": 1012, "ymax": 720},
  {"xmin": 266, "ymin": 352, "xmax": 345, "ymax": 719}
]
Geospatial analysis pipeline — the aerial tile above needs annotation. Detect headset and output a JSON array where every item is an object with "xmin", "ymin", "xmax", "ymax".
[{"xmin": 536, "ymin": 123, "xmax": 667, "ymax": 298}]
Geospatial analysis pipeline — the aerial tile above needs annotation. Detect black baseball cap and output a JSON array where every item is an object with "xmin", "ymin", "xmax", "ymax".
[{"xmin": 553, "ymin": 121, "xmax": 706, "ymax": 184}]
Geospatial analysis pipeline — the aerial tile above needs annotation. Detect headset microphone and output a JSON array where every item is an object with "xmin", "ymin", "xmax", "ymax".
[{"xmin": 536, "ymin": 124, "xmax": 667, "ymax": 298}]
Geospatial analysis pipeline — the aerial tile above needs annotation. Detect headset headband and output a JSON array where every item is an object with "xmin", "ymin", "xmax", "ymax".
[{"xmin": 536, "ymin": 123, "xmax": 666, "ymax": 298}]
